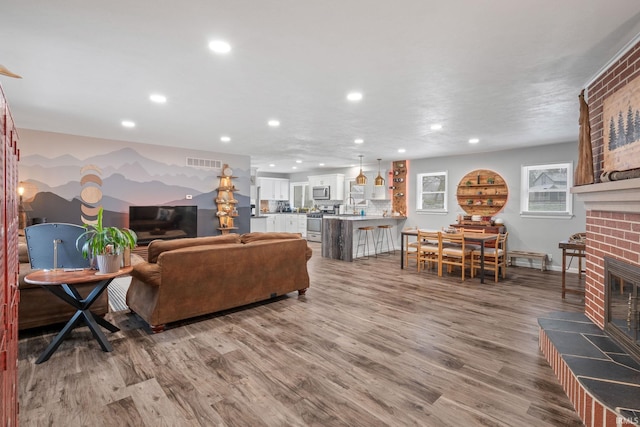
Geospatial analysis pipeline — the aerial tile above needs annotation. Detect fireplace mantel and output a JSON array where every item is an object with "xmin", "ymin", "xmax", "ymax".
[{"xmin": 572, "ymin": 177, "xmax": 640, "ymax": 213}]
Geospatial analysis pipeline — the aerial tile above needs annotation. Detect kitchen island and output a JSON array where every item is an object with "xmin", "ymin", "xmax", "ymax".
[{"xmin": 322, "ymin": 215, "xmax": 406, "ymax": 261}]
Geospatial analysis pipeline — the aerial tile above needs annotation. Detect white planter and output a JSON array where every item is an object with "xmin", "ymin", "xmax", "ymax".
[{"xmin": 96, "ymin": 254, "xmax": 122, "ymax": 274}]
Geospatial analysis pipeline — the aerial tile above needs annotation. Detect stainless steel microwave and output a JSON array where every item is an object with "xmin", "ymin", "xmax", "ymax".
[{"xmin": 312, "ymin": 186, "xmax": 330, "ymax": 200}]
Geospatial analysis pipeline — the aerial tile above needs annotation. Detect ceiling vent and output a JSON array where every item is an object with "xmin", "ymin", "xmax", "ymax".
[{"xmin": 186, "ymin": 157, "xmax": 221, "ymax": 170}]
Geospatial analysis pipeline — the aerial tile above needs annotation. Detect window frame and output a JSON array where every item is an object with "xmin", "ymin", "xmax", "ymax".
[
  {"xmin": 520, "ymin": 162, "xmax": 573, "ymax": 218},
  {"xmin": 416, "ymin": 170, "xmax": 448, "ymax": 214}
]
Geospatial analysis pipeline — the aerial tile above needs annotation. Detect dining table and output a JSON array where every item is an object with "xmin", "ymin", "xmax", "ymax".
[{"xmin": 400, "ymin": 229, "xmax": 499, "ymax": 284}]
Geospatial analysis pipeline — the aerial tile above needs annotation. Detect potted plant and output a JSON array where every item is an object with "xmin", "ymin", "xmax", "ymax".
[
  {"xmin": 467, "ymin": 199, "xmax": 474, "ymax": 205},
  {"xmin": 465, "ymin": 180, "xmax": 472, "ymax": 187},
  {"xmin": 76, "ymin": 207, "xmax": 137, "ymax": 273},
  {"xmin": 487, "ymin": 177, "xmax": 495, "ymax": 184},
  {"xmin": 487, "ymin": 198, "xmax": 494, "ymax": 206}
]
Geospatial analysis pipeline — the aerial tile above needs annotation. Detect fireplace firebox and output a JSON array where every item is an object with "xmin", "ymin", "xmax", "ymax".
[{"xmin": 604, "ymin": 257, "xmax": 640, "ymax": 364}]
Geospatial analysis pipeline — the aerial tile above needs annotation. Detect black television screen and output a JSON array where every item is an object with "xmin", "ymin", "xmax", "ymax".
[{"xmin": 128, "ymin": 205, "xmax": 198, "ymax": 244}]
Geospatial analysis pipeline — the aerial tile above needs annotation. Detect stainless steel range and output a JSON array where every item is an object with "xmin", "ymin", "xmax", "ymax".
[
  {"xmin": 306, "ymin": 212, "xmax": 323, "ymax": 242},
  {"xmin": 306, "ymin": 206, "xmax": 334, "ymax": 242}
]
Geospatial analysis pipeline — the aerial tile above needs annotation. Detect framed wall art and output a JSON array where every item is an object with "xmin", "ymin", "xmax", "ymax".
[{"xmin": 603, "ymin": 73, "xmax": 640, "ymax": 172}]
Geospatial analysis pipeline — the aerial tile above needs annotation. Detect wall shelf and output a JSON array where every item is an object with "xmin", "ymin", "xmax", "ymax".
[
  {"xmin": 391, "ymin": 160, "xmax": 407, "ymax": 216},
  {"xmin": 216, "ymin": 164, "xmax": 239, "ymax": 234},
  {"xmin": 457, "ymin": 169, "xmax": 508, "ymax": 216}
]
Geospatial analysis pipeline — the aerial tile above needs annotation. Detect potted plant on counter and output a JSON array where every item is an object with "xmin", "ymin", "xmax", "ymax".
[{"xmin": 76, "ymin": 207, "xmax": 137, "ymax": 273}]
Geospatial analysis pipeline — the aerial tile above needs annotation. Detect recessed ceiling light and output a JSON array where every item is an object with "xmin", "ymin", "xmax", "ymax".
[
  {"xmin": 269, "ymin": 164, "xmax": 275, "ymax": 167},
  {"xmin": 296, "ymin": 160, "xmax": 302, "ymax": 164},
  {"xmin": 319, "ymin": 163, "xmax": 325, "ymax": 166},
  {"xmin": 469, "ymin": 138, "xmax": 480, "ymax": 144},
  {"xmin": 220, "ymin": 136, "xmax": 231, "ymax": 142},
  {"xmin": 268, "ymin": 120, "xmax": 280, "ymax": 127},
  {"xmin": 354, "ymin": 138, "xmax": 364, "ymax": 144},
  {"xmin": 430, "ymin": 124, "xmax": 443, "ymax": 130},
  {"xmin": 149, "ymin": 94, "xmax": 167, "ymax": 103},
  {"xmin": 347, "ymin": 92, "xmax": 363, "ymax": 102},
  {"xmin": 209, "ymin": 40, "xmax": 231, "ymax": 54},
  {"xmin": 292, "ymin": 166, "xmax": 297, "ymax": 170},
  {"xmin": 121, "ymin": 120, "xmax": 135, "ymax": 128},
  {"xmin": 398, "ymin": 148, "xmax": 406, "ymax": 153}
]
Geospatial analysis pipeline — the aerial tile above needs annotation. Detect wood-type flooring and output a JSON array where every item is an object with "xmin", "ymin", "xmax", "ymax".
[{"xmin": 18, "ymin": 242, "xmax": 586, "ymax": 426}]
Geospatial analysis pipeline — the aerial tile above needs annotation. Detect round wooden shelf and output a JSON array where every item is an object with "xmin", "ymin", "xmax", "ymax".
[{"xmin": 457, "ymin": 169, "xmax": 508, "ymax": 216}]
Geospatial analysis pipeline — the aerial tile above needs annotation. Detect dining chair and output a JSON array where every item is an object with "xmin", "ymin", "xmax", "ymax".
[
  {"xmin": 416, "ymin": 230, "xmax": 441, "ymax": 273},
  {"xmin": 440, "ymin": 232, "xmax": 474, "ymax": 281},
  {"xmin": 24, "ymin": 223, "xmax": 91, "ymax": 269},
  {"xmin": 472, "ymin": 232, "xmax": 508, "ymax": 282},
  {"xmin": 458, "ymin": 227, "xmax": 485, "ymax": 251}
]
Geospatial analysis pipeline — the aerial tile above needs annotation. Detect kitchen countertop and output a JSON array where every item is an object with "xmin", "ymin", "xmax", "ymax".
[
  {"xmin": 260, "ymin": 212, "xmax": 308, "ymax": 215},
  {"xmin": 323, "ymin": 215, "xmax": 407, "ymax": 220}
]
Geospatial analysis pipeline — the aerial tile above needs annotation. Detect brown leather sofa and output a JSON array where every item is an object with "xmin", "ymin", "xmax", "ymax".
[
  {"xmin": 126, "ymin": 232, "xmax": 312, "ymax": 332},
  {"xmin": 18, "ymin": 236, "xmax": 109, "ymax": 331}
]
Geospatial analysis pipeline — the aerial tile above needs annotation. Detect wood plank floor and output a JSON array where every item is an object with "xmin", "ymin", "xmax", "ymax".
[{"xmin": 18, "ymin": 242, "xmax": 586, "ymax": 426}]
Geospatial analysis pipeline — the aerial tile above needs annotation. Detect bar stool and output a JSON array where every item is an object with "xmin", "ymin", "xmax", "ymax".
[
  {"xmin": 355, "ymin": 226, "xmax": 377, "ymax": 260},
  {"xmin": 376, "ymin": 224, "xmax": 395, "ymax": 256}
]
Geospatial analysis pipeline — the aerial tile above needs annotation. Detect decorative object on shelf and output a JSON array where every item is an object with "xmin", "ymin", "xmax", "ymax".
[
  {"xmin": 216, "ymin": 164, "xmax": 239, "ymax": 234},
  {"xmin": 356, "ymin": 155, "xmax": 367, "ymax": 185},
  {"xmin": 391, "ymin": 160, "xmax": 408, "ymax": 216},
  {"xmin": 374, "ymin": 158, "xmax": 385, "ymax": 187},
  {"xmin": 457, "ymin": 169, "xmax": 508, "ymax": 216},
  {"xmin": 76, "ymin": 207, "xmax": 137, "ymax": 273}
]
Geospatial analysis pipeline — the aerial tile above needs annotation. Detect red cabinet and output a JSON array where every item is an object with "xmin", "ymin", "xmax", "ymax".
[{"xmin": 1, "ymin": 83, "xmax": 20, "ymax": 426}]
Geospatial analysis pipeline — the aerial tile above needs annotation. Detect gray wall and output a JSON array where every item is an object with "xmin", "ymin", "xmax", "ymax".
[{"xmin": 405, "ymin": 141, "xmax": 585, "ymax": 270}]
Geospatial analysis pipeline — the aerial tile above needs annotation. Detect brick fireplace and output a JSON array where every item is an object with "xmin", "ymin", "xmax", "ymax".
[{"xmin": 538, "ymin": 39, "xmax": 640, "ymax": 427}]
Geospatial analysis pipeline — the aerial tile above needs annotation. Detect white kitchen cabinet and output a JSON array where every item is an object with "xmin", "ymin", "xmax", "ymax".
[
  {"xmin": 297, "ymin": 215, "xmax": 307, "ymax": 237},
  {"xmin": 307, "ymin": 174, "xmax": 344, "ymax": 200},
  {"xmin": 275, "ymin": 214, "xmax": 287, "ymax": 231},
  {"xmin": 257, "ymin": 177, "xmax": 290, "ymax": 200},
  {"xmin": 264, "ymin": 214, "xmax": 277, "ymax": 232},
  {"xmin": 250, "ymin": 216, "xmax": 267, "ymax": 232}
]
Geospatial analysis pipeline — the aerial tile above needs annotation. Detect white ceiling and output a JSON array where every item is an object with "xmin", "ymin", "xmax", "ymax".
[{"xmin": 2, "ymin": 1, "xmax": 640, "ymax": 174}]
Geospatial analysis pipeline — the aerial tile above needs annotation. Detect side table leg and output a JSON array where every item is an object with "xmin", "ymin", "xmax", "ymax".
[
  {"xmin": 93, "ymin": 313, "xmax": 120, "ymax": 333},
  {"xmin": 561, "ymin": 248, "xmax": 567, "ymax": 299},
  {"xmin": 36, "ymin": 310, "xmax": 83, "ymax": 364},
  {"xmin": 82, "ymin": 310, "xmax": 114, "ymax": 352}
]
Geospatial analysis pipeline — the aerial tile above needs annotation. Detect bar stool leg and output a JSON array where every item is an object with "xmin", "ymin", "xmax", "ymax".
[
  {"xmin": 376, "ymin": 225, "xmax": 395, "ymax": 256},
  {"xmin": 356, "ymin": 226, "xmax": 377, "ymax": 260}
]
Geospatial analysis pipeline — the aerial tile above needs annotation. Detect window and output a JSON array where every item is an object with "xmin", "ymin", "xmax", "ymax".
[
  {"xmin": 416, "ymin": 171, "xmax": 447, "ymax": 212},
  {"xmin": 291, "ymin": 182, "xmax": 313, "ymax": 209},
  {"xmin": 520, "ymin": 162, "xmax": 573, "ymax": 216}
]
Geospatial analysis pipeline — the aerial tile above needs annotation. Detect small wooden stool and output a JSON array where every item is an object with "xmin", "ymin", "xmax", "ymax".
[
  {"xmin": 376, "ymin": 225, "xmax": 395, "ymax": 255},
  {"xmin": 356, "ymin": 226, "xmax": 377, "ymax": 260}
]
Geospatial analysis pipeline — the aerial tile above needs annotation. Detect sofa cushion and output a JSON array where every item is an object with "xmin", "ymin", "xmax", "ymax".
[
  {"xmin": 19, "ymin": 242, "xmax": 30, "ymax": 263},
  {"xmin": 240, "ymin": 232, "xmax": 302, "ymax": 244},
  {"xmin": 147, "ymin": 234, "xmax": 241, "ymax": 263}
]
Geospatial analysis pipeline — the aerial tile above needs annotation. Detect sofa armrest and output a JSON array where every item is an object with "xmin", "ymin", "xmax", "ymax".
[{"xmin": 131, "ymin": 262, "xmax": 162, "ymax": 287}]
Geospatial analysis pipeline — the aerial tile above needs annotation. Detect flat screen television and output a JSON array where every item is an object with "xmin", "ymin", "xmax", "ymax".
[{"xmin": 128, "ymin": 205, "xmax": 198, "ymax": 244}]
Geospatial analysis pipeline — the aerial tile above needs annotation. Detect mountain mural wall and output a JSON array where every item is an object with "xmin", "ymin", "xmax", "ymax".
[{"xmin": 18, "ymin": 129, "xmax": 251, "ymax": 236}]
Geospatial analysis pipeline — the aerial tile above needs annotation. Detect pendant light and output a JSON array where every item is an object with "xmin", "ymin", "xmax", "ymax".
[
  {"xmin": 374, "ymin": 158, "xmax": 385, "ymax": 187},
  {"xmin": 356, "ymin": 155, "xmax": 367, "ymax": 185}
]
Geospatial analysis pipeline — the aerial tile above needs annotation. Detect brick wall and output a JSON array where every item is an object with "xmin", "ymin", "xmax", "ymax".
[
  {"xmin": 584, "ymin": 40, "xmax": 640, "ymax": 327},
  {"xmin": 585, "ymin": 210, "xmax": 640, "ymax": 327}
]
